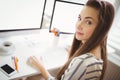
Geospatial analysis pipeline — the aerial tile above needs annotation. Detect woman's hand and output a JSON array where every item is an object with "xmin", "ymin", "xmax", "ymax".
[
  {"xmin": 27, "ymin": 56, "xmax": 44, "ymax": 71},
  {"xmin": 27, "ymin": 56, "xmax": 50, "ymax": 79}
]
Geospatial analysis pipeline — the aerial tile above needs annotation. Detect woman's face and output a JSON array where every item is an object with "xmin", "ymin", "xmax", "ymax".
[{"xmin": 75, "ymin": 6, "xmax": 99, "ymax": 43}]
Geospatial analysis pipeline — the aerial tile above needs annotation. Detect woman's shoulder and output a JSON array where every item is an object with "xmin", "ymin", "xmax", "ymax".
[
  {"xmin": 77, "ymin": 53, "xmax": 103, "ymax": 61},
  {"xmin": 72, "ymin": 53, "xmax": 103, "ymax": 66},
  {"xmin": 61, "ymin": 53, "xmax": 103, "ymax": 80},
  {"xmin": 73, "ymin": 53, "xmax": 103, "ymax": 76}
]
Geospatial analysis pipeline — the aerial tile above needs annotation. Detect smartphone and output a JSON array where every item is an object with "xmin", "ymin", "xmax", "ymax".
[{"xmin": 0, "ymin": 64, "xmax": 17, "ymax": 77}]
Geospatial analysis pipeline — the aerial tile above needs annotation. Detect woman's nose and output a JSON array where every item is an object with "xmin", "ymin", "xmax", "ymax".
[{"xmin": 76, "ymin": 21, "xmax": 83, "ymax": 30}]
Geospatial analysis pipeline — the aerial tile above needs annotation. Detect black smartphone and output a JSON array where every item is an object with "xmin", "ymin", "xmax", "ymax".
[{"xmin": 0, "ymin": 64, "xmax": 17, "ymax": 77}]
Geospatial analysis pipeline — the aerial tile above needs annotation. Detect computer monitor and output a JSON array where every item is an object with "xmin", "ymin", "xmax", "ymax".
[
  {"xmin": 0, "ymin": 0, "xmax": 46, "ymax": 32},
  {"xmin": 49, "ymin": 0, "xmax": 84, "ymax": 34}
]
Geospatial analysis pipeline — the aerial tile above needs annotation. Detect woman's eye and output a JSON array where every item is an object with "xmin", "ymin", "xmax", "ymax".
[{"xmin": 86, "ymin": 20, "xmax": 92, "ymax": 25}]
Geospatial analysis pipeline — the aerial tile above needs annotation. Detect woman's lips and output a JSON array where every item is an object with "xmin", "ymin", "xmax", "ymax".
[{"xmin": 76, "ymin": 31, "xmax": 84, "ymax": 35}]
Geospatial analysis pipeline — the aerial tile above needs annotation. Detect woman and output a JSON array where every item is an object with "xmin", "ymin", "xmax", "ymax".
[{"xmin": 26, "ymin": 0, "xmax": 115, "ymax": 80}]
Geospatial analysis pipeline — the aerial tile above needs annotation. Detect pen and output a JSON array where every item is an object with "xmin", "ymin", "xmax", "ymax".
[{"xmin": 13, "ymin": 56, "xmax": 19, "ymax": 71}]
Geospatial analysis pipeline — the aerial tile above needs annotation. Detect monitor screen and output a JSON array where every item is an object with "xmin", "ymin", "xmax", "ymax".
[
  {"xmin": 49, "ymin": 0, "xmax": 84, "ymax": 34},
  {"xmin": 0, "ymin": 0, "xmax": 46, "ymax": 31}
]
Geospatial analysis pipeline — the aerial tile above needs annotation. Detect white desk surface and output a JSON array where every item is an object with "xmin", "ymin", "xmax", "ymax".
[{"xmin": 0, "ymin": 29, "xmax": 71, "ymax": 80}]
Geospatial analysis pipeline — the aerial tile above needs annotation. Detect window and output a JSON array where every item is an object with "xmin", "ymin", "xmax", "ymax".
[{"xmin": 108, "ymin": 6, "xmax": 120, "ymax": 57}]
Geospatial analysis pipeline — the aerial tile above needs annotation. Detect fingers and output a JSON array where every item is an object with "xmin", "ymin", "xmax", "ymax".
[
  {"xmin": 27, "ymin": 56, "xmax": 39, "ymax": 69},
  {"xmin": 27, "ymin": 55, "xmax": 43, "ymax": 67},
  {"xmin": 28, "ymin": 56, "xmax": 37, "ymax": 64},
  {"xmin": 30, "ymin": 56, "xmax": 40, "ymax": 61}
]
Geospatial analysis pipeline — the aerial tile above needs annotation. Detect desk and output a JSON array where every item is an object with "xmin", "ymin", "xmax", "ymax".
[{"xmin": 0, "ymin": 29, "xmax": 70, "ymax": 80}]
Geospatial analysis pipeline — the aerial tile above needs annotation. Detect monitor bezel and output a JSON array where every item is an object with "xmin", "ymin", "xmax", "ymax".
[
  {"xmin": 49, "ymin": 0, "xmax": 84, "ymax": 34},
  {"xmin": 0, "ymin": 0, "xmax": 46, "ymax": 32}
]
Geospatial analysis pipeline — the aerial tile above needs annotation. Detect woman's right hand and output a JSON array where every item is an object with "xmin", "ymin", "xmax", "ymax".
[
  {"xmin": 27, "ymin": 56, "xmax": 44, "ymax": 71},
  {"xmin": 27, "ymin": 56, "xmax": 50, "ymax": 79}
]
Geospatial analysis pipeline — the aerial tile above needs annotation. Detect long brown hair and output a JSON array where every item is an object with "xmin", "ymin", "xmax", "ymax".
[{"xmin": 57, "ymin": 0, "xmax": 115, "ymax": 80}]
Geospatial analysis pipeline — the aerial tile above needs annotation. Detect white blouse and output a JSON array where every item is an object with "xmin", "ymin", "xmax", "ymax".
[{"xmin": 47, "ymin": 53, "xmax": 103, "ymax": 80}]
